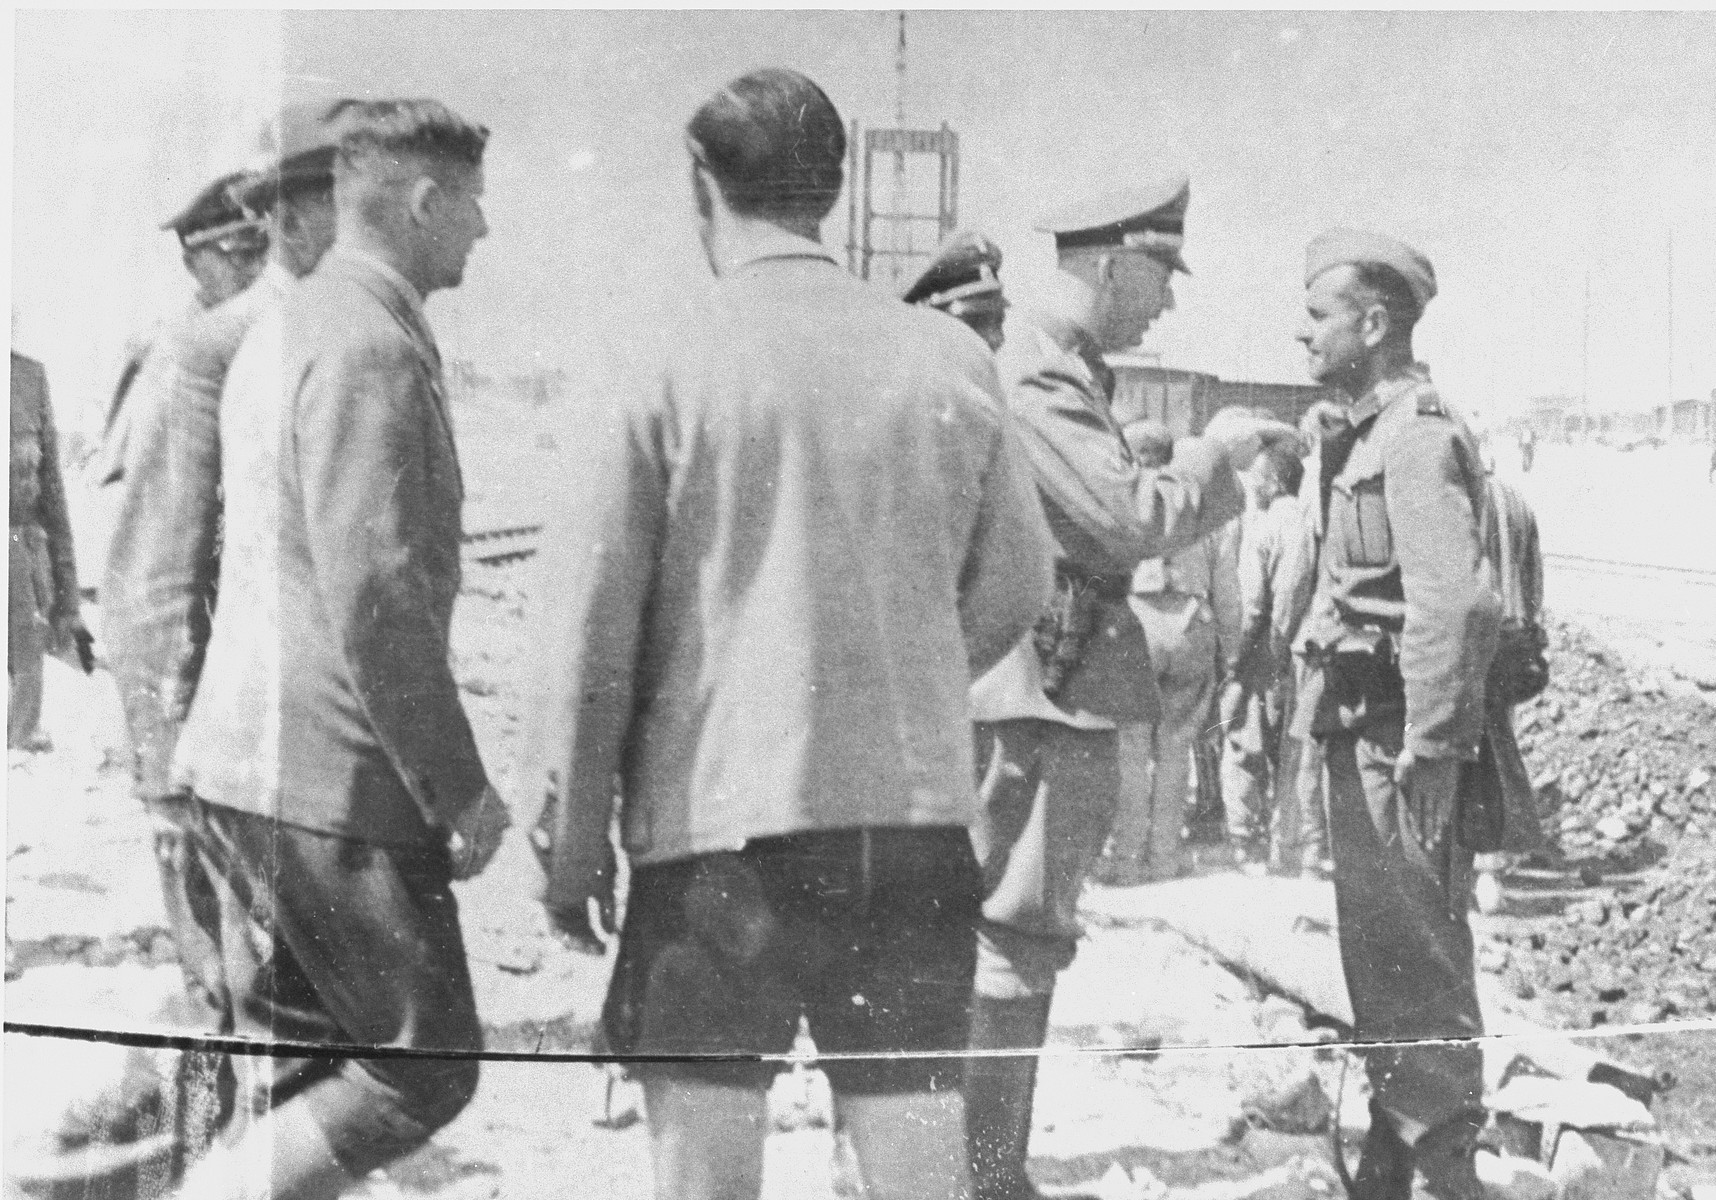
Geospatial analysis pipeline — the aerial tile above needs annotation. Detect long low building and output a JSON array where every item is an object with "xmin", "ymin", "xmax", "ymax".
[{"xmin": 1107, "ymin": 353, "xmax": 1336, "ymax": 436}]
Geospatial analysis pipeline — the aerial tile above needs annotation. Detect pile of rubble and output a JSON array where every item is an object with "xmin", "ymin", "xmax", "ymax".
[
  {"xmin": 1491, "ymin": 836, "xmax": 1716, "ymax": 1029},
  {"xmin": 1513, "ymin": 618, "xmax": 1716, "ymax": 862}
]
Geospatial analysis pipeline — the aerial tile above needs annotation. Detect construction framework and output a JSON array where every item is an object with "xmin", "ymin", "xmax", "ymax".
[{"xmin": 845, "ymin": 120, "xmax": 959, "ymax": 285}]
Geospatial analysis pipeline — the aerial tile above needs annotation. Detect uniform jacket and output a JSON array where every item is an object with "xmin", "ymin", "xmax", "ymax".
[
  {"xmin": 969, "ymin": 309, "xmax": 1246, "ymax": 730},
  {"xmin": 9, "ymin": 353, "xmax": 81, "ymax": 628},
  {"xmin": 1296, "ymin": 364, "xmax": 1501, "ymax": 760},
  {"xmin": 172, "ymin": 249, "xmax": 489, "ymax": 846},
  {"xmin": 533, "ymin": 238, "xmax": 1053, "ymax": 893},
  {"xmin": 105, "ymin": 264, "xmax": 292, "ymax": 798}
]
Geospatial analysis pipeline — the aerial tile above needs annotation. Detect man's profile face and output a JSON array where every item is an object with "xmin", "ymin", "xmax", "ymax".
[
  {"xmin": 183, "ymin": 245, "xmax": 264, "ymax": 309},
  {"xmin": 422, "ymin": 165, "xmax": 488, "ymax": 292},
  {"xmin": 1298, "ymin": 266, "xmax": 1369, "ymax": 390},
  {"xmin": 1099, "ymin": 251, "xmax": 1175, "ymax": 350}
]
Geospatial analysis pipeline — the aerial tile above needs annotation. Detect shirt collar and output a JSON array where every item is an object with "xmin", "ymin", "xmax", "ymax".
[
  {"xmin": 332, "ymin": 244, "xmax": 427, "ymax": 327},
  {"xmin": 721, "ymin": 228, "xmax": 838, "ymax": 275},
  {"xmin": 1350, "ymin": 361, "xmax": 1432, "ymax": 425}
]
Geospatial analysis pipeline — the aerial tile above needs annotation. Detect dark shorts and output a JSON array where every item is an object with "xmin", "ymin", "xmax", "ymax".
[{"xmin": 601, "ymin": 825, "xmax": 981, "ymax": 1095}]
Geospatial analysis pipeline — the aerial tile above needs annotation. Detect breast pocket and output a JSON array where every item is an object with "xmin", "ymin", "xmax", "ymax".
[{"xmin": 1332, "ymin": 467, "xmax": 1392, "ymax": 567}]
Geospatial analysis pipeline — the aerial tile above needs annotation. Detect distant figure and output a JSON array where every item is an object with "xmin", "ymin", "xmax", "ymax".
[
  {"xmin": 1218, "ymin": 439, "xmax": 1308, "ymax": 872},
  {"xmin": 1098, "ymin": 418, "xmax": 1241, "ymax": 886},
  {"xmin": 1471, "ymin": 473, "xmax": 1550, "ymax": 913},
  {"xmin": 903, "ymin": 231, "xmax": 1009, "ymax": 352},
  {"xmin": 166, "ymin": 99, "xmax": 507, "ymax": 1200},
  {"xmin": 9, "ymin": 352, "xmax": 90, "ymax": 750},
  {"xmin": 1293, "ymin": 228, "xmax": 1500, "ymax": 1199},
  {"xmin": 532, "ymin": 69, "xmax": 1052, "ymax": 1200}
]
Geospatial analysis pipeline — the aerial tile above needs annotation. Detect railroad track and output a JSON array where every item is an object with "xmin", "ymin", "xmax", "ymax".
[
  {"xmin": 462, "ymin": 523, "xmax": 542, "ymax": 566},
  {"xmin": 1542, "ymin": 551, "xmax": 1716, "ymax": 588}
]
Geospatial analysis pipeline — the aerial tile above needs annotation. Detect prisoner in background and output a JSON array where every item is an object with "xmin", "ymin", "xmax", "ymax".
[
  {"xmin": 903, "ymin": 230, "xmax": 1009, "ymax": 352},
  {"xmin": 965, "ymin": 173, "xmax": 1292, "ymax": 1200},
  {"xmin": 1098, "ymin": 417, "xmax": 1241, "ymax": 886},
  {"xmin": 165, "ymin": 98, "xmax": 508, "ymax": 1200},
  {"xmin": 533, "ymin": 68, "xmax": 1052, "ymax": 1200},
  {"xmin": 10, "ymin": 351, "xmax": 91, "ymax": 750},
  {"xmin": 94, "ymin": 173, "xmax": 267, "ymax": 489},
  {"xmin": 1470, "ymin": 472, "xmax": 1549, "ymax": 913},
  {"xmin": 1293, "ymin": 229, "xmax": 1500, "ymax": 1200},
  {"xmin": 1218, "ymin": 438, "xmax": 1308, "ymax": 872}
]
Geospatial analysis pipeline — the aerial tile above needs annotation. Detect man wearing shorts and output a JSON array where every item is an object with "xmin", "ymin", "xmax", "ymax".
[{"xmin": 531, "ymin": 68, "xmax": 1054, "ymax": 1200}]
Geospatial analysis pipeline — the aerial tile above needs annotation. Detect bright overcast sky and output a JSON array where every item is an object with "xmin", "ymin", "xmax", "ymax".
[{"xmin": 12, "ymin": 10, "xmax": 1715, "ymax": 431}]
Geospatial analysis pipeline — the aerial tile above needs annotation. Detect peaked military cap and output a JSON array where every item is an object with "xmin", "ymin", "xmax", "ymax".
[
  {"xmin": 902, "ymin": 231, "xmax": 1006, "ymax": 310},
  {"xmin": 231, "ymin": 99, "xmax": 350, "ymax": 214},
  {"xmin": 1304, "ymin": 228, "xmax": 1437, "ymax": 312},
  {"xmin": 161, "ymin": 172, "xmax": 266, "ymax": 252},
  {"xmin": 1034, "ymin": 170, "xmax": 1190, "ymax": 273}
]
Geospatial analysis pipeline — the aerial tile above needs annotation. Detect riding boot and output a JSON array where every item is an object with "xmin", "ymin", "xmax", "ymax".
[
  {"xmin": 965, "ymin": 993, "xmax": 1054, "ymax": 1200},
  {"xmin": 1411, "ymin": 1108, "xmax": 1486, "ymax": 1200},
  {"xmin": 1348, "ymin": 1100, "xmax": 1412, "ymax": 1200}
]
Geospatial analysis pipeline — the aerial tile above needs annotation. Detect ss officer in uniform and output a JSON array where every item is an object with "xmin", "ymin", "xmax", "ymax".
[
  {"xmin": 903, "ymin": 231, "xmax": 1009, "ymax": 352},
  {"xmin": 965, "ymin": 174, "xmax": 1291, "ymax": 1200},
  {"xmin": 1293, "ymin": 229, "xmax": 1500, "ymax": 1200}
]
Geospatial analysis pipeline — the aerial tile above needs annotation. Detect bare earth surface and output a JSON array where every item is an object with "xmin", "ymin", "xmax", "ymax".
[{"xmin": 8, "ymin": 427, "xmax": 1716, "ymax": 1198}]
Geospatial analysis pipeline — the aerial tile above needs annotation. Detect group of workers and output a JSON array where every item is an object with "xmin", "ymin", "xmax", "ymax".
[{"xmin": 8, "ymin": 64, "xmax": 1553, "ymax": 1200}]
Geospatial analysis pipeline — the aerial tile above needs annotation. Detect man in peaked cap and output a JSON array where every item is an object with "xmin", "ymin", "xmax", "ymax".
[
  {"xmin": 163, "ymin": 172, "xmax": 270, "ymax": 311},
  {"xmin": 92, "ymin": 171, "xmax": 269, "ymax": 495},
  {"xmin": 1292, "ymin": 228, "xmax": 1500, "ymax": 1200},
  {"xmin": 100, "ymin": 98, "xmax": 362, "ymax": 1197},
  {"xmin": 963, "ymin": 171, "xmax": 1292, "ymax": 1200},
  {"xmin": 904, "ymin": 230, "xmax": 1009, "ymax": 351}
]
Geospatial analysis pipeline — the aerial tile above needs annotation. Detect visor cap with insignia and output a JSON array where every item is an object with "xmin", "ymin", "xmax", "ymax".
[
  {"xmin": 161, "ymin": 172, "xmax": 267, "ymax": 253},
  {"xmin": 901, "ymin": 231, "xmax": 1007, "ymax": 312},
  {"xmin": 1304, "ymin": 228, "xmax": 1437, "ymax": 313},
  {"xmin": 1035, "ymin": 170, "xmax": 1191, "ymax": 273},
  {"xmin": 231, "ymin": 99, "xmax": 351, "ymax": 215}
]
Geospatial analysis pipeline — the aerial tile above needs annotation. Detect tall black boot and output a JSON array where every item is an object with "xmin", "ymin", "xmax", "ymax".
[
  {"xmin": 965, "ymin": 993, "xmax": 1054, "ymax": 1200},
  {"xmin": 1411, "ymin": 1108, "xmax": 1486, "ymax": 1200},
  {"xmin": 1347, "ymin": 1100, "xmax": 1412, "ymax": 1200}
]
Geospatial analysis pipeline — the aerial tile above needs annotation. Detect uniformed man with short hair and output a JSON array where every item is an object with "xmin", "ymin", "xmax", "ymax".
[
  {"xmin": 1293, "ymin": 229, "xmax": 1501, "ymax": 1200},
  {"xmin": 903, "ymin": 231, "xmax": 1009, "ymax": 352},
  {"xmin": 965, "ymin": 175, "xmax": 1292, "ymax": 1200}
]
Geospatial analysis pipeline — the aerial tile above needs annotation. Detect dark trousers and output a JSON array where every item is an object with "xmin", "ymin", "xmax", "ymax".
[
  {"xmin": 158, "ymin": 796, "xmax": 482, "ymax": 1175},
  {"xmin": 1323, "ymin": 725, "xmax": 1483, "ymax": 1130}
]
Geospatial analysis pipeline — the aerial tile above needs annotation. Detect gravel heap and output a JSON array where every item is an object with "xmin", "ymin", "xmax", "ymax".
[
  {"xmin": 1490, "ymin": 838, "xmax": 1716, "ymax": 1029},
  {"xmin": 1512, "ymin": 618, "xmax": 1716, "ymax": 862}
]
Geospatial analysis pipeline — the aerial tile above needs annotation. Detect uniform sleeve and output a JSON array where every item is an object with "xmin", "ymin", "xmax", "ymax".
[
  {"xmin": 30, "ymin": 365, "xmax": 81, "ymax": 618},
  {"xmin": 1008, "ymin": 372, "xmax": 1245, "ymax": 577},
  {"xmin": 532, "ymin": 379, "xmax": 668, "ymax": 910},
  {"xmin": 958, "ymin": 402, "xmax": 1055, "ymax": 677},
  {"xmin": 295, "ymin": 338, "xmax": 489, "ymax": 828},
  {"xmin": 1385, "ymin": 420, "xmax": 1501, "ymax": 759}
]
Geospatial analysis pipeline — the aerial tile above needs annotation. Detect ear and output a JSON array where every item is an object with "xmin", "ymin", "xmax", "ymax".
[
  {"xmin": 1359, "ymin": 301, "xmax": 1391, "ymax": 349},
  {"xmin": 407, "ymin": 176, "xmax": 438, "ymax": 226}
]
